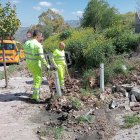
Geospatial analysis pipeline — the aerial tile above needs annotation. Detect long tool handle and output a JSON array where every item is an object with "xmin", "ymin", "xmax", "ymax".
[
  {"xmin": 54, "ymin": 70, "xmax": 62, "ymax": 96},
  {"xmin": 65, "ymin": 66, "xmax": 71, "ymax": 82}
]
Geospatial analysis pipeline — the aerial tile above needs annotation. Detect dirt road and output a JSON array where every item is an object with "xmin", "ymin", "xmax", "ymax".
[
  {"xmin": 0, "ymin": 65, "xmax": 10, "ymax": 71},
  {"xmin": 0, "ymin": 65, "xmax": 4, "ymax": 71},
  {"xmin": 0, "ymin": 75, "xmax": 50, "ymax": 140}
]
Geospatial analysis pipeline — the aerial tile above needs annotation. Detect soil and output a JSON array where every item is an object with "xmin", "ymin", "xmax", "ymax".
[{"xmin": 1, "ymin": 62, "xmax": 140, "ymax": 140}]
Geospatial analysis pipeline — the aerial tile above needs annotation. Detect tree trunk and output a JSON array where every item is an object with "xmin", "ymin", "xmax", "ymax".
[{"xmin": 1, "ymin": 39, "xmax": 8, "ymax": 88}]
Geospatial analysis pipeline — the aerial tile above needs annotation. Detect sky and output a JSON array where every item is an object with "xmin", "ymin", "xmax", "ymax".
[{"xmin": 1, "ymin": 0, "xmax": 138, "ymax": 27}]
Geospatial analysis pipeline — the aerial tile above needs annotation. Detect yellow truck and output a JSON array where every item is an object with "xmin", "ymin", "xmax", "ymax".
[{"xmin": 0, "ymin": 40, "xmax": 24, "ymax": 64}]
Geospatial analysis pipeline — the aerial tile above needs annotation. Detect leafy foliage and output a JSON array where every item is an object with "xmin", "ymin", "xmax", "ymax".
[
  {"xmin": 104, "ymin": 56, "xmax": 127, "ymax": 84},
  {"xmin": 39, "ymin": 9, "xmax": 67, "ymax": 33},
  {"xmin": 31, "ymin": 24, "xmax": 53, "ymax": 39},
  {"xmin": 59, "ymin": 30, "xmax": 72, "ymax": 41},
  {"xmin": 81, "ymin": 0, "xmax": 120, "ymax": 30},
  {"xmin": 0, "ymin": 2, "xmax": 20, "ymax": 38},
  {"xmin": 104, "ymin": 25, "xmax": 140, "ymax": 53}
]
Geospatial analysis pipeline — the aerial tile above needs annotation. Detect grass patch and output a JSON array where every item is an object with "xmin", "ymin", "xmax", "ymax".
[
  {"xmin": 76, "ymin": 115, "xmax": 93, "ymax": 123},
  {"xmin": 123, "ymin": 115, "xmax": 140, "ymax": 128},
  {"xmin": 69, "ymin": 97, "xmax": 82, "ymax": 110},
  {"xmin": 52, "ymin": 126, "xmax": 64, "ymax": 139},
  {"xmin": 80, "ymin": 88, "xmax": 93, "ymax": 97},
  {"xmin": 37, "ymin": 126, "xmax": 64, "ymax": 140}
]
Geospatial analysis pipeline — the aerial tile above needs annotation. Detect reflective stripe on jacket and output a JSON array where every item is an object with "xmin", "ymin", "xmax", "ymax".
[
  {"xmin": 23, "ymin": 39, "xmax": 47, "ymax": 66},
  {"xmin": 52, "ymin": 49, "xmax": 66, "ymax": 66}
]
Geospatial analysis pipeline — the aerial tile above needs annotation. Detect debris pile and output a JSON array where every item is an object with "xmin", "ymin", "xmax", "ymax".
[{"xmin": 64, "ymin": 78, "xmax": 81, "ymax": 94}]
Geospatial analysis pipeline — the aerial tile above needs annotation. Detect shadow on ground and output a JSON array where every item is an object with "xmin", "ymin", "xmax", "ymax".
[
  {"xmin": 0, "ymin": 92, "xmax": 48, "ymax": 104},
  {"xmin": 26, "ymin": 80, "xmax": 49, "ymax": 85}
]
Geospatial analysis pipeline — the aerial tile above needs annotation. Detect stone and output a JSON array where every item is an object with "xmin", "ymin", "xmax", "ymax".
[
  {"xmin": 121, "ymin": 84, "xmax": 134, "ymax": 92},
  {"xmin": 125, "ymin": 105, "xmax": 131, "ymax": 111},
  {"xmin": 115, "ymin": 85, "xmax": 121, "ymax": 92},
  {"xmin": 116, "ymin": 98, "xmax": 131, "ymax": 111},
  {"xmin": 112, "ymin": 86, "xmax": 116, "ymax": 93},
  {"xmin": 109, "ymin": 100, "xmax": 118, "ymax": 109},
  {"xmin": 131, "ymin": 107, "xmax": 140, "ymax": 111},
  {"xmin": 100, "ymin": 93, "xmax": 106, "ymax": 100},
  {"xmin": 130, "ymin": 102, "xmax": 137, "ymax": 107},
  {"xmin": 124, "ymin": 92, "xmax": 129, "ymax": 98},
  {"xmin": 116, "ymin": 85, "xmax": 126, "ymax": 93},
  {"xmin": 130, "ymin": 102, "xmax": 140, "ymax": 107},
  {"xmin": 131, "ymin": 86, "xmax": 140, "ymax": 101},
  {"xmin": 131, "ymin": 94, "xmax": 137, "ymax": 102}
]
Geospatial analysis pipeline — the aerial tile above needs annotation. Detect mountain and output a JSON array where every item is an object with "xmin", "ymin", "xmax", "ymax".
[
  {"xmin": 14, "ymin": 27, "xmax": 29, "ymax": 43},
  {"xmin": 14, "ymin": 20, "xmax": 80, "ymax": 42},
  {"xmin": 65, "ymin": 20, "xmax": 80, "ymax": 28}
]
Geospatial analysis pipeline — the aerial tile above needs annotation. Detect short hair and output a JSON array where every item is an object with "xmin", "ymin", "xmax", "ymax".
[{"xmin": 32, "ymin": 30, "xmax": 42, "ymax": 37}]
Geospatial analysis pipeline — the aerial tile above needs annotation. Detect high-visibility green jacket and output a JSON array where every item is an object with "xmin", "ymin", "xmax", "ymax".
[
  {"xmin": 52, "ymin": 49, "xmax": 66, "ymax": 66},
  {"xmin": 24, "ymin": 39, "xmax": 47, "ymax": 66}
]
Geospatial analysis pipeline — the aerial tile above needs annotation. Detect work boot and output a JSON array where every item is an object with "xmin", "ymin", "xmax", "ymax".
[
  {"xmin": 31, "ymin": 93, "xmax": 44, "ymax": 103},
  {"xmin": 61, "ymin": 87, "xmax": 66, "ymax": 93}
]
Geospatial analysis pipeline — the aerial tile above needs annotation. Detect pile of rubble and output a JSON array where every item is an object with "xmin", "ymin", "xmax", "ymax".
[{"xmin": 108, "ymin": 83, "xmax": 140, "ymax": 111}]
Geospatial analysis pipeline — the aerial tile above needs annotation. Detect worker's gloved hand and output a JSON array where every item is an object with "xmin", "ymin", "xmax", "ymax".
[{"xmin": 46, "ymin": 65, "xmax": 50, "ymax": 70}]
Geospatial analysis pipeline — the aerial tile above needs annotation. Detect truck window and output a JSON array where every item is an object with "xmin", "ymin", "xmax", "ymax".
[{"xmin": 0, "ymin": 43, "xmax": 15, "ymax": 50}]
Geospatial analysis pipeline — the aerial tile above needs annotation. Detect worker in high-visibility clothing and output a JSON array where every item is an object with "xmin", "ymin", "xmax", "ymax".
[
  {"xmin": 52, "ymin": 42, "xmax": 67, "ymax": 90},
  {"xmin": 24, "ymin": 30, "xmax": 50, "ymax": 102}
]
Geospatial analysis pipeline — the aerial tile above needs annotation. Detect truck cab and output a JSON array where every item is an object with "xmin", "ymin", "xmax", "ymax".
[{"xmin": 0, "ymin": 40, "xmax": 24, "ymax": 64}]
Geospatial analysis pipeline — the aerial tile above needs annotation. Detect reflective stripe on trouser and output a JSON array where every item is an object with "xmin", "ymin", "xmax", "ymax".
[
  {"xmin": 27, "ymin": 62, "xmax": 42, "ymax": 99},
  {"xmin": 57, "ymin": 65, "xmax": 65, "ymax": 89}
]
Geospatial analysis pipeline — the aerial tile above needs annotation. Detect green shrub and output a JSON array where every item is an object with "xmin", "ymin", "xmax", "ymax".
[
  {"xmin": 84, "ymin": 35, "xmax": 115, "ymax": 67},
  {"xmin": 43, "ymin": 34, "xmax": 60, "ymax": 53},
  {"xmin": 104, "ymin": 56, "xmax": 127, "ymax": 84},
  {"xmin": 104, "ymin": 25, "xmax": 140, "ymax": 53},
  {"xmin": 44, "ymin": 26, "xmax": 139, "ymax": 72},
  {"xmin": 59, "ymin": 30, "xmax": 72, "ymax": 41},
  {"xmin": 65, "ymin": 28, "xmax": 94, "ymax": 68},
  {"xmin": 66, "ymin": 40, "xmax": 86, "ymax": 68}
]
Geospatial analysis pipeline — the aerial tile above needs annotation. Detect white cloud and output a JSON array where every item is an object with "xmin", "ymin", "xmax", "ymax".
[
  {"xmin": 56, "ymin": 2, "xmax": 63, "ymax": 5},
  {"xmin": 72, "ymin": 11, "xmax": 83, "ymax": 17},
  {"xmin": 51, "ymin": 8, "xmax": 64, "ymax": 14},
  {"xmin": 12, "ymin": 0, "xmax": 20, "ymax": 4},
  {"xmin": 33, "ymin": 6, "xmax": 41, "ymax": 11},
  {"xmin": 39, "ymin": 2, "xmax": 52, "ymax": 7}
]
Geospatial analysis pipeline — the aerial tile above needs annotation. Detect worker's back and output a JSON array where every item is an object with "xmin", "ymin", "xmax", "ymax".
[{"xmin": 24, "ymin": 39, "xmax": 42, "ymax": 66}]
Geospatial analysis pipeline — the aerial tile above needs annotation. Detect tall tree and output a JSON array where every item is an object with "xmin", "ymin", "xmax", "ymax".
[
  {"xmin": 0, "ymin": 2, "xmax": 20, "ymax": 38},
  {"xmin": 31, "ymin": 24, "xmax": 53, "ymax": 38},
  {"xmin": 0, "ymin": 2, "xmax": 20, "ymax": 87},
  {"xmin": 81, "ymin": 0, "xmax": 120, "ymax": 30},
  {"xmin": 38, "ymin": 9, "xmax": 65, "ymax": 33}
]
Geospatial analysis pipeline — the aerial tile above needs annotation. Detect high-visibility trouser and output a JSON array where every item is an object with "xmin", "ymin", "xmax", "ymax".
[
  {"xmin": 57, "ymin": 64, "xmax": 65, "ymax": 89},
  {"xmin": 27, "ymin": 62, "xmax": 42, "ymax": 96}
]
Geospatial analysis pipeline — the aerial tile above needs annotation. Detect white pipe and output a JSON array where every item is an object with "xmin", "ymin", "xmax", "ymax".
[
  {"xmin": 100, "ymin": 63, "xmax": 104, "ymax": 92},
  {"xmin": 54, "ymin": 70, "xmax": 62, "ymax": 96}
]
